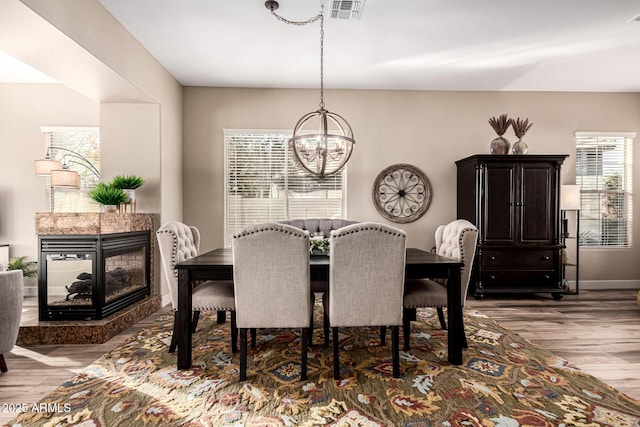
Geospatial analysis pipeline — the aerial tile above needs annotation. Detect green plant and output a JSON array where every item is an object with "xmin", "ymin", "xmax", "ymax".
[
  {"xmin": 89, "ymin": 182, "xmax": 127, "ymax": 205},
  {"xmin": 7, "ymin": 255, "xmax": 37, "ymax": 278},
  {"xmin": 111, "ymin": 174, "xmax": 145, "ymax": 190},
  {"xmin": 309, "ymin": 237, "xmax": 330, "ymax": 255}
]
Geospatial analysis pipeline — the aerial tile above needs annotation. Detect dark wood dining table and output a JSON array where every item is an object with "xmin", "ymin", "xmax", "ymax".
[{"xmin": 175, "ymin": 247, "xmax": 464, "ymax": 370}]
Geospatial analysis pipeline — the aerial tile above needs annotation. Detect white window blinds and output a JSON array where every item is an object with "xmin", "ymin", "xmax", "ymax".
[
  {"xmin": 575, "ymin": 132, "xmax": 634, "ymax": 248},
  {"xmin": 224, "ymin": 130, "xmax": 346, "ymax": 247}
]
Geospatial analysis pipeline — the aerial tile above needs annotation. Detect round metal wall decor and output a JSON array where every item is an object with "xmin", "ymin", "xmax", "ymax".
[{"xmin": 372, "ymin": 163, "xmax": 432, "ymax": 223}]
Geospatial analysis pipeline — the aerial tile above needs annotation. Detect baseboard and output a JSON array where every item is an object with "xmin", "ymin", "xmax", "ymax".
[
  {"xmin": 162, "ymin": 293, "xmax": 172, "ymax": 308},
  {"xmin": 567, "ymin": 280, "xmax": 640, "ymax": 290},
  {"xmin": 23, "ymin": 286, "xmax": 37, "ymax": 297}
]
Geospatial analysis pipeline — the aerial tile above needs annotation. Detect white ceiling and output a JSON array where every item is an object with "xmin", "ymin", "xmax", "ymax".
[
  {"xmin": 5, "ymin": 1, "xmax": 640, "ymax": 92},
  {"xmin": 97, "ymin": 0, "xmax": 640, "ymax": 92}
]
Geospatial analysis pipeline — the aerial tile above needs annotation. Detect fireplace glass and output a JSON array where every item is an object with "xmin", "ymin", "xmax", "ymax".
[{"xmin": 39, "ymin": 231, "xmax": 150, "ymax": 320}]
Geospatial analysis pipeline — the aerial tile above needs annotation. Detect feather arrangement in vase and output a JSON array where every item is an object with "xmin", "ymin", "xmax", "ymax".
[
  {"xmin": 488, "ymin": 114, "xmax": 512, "ymax": 154},
  {"xmin": 511, "ymin": 117, "xmax": 533, "ymax": 154}
]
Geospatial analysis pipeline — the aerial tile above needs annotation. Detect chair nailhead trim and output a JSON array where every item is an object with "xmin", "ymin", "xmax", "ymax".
[{"xmin": 233, "ymin": 224, "xmax": 307, "ymax": 240}]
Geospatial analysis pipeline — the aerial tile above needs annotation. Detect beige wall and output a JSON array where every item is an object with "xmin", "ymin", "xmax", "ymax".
[
  {"xmin": 183, "ymin": 87, "xmax": 640, "ymax": 285},
  {"xmin": 0, "ymin": 83, "xmax": 99, "ymax": 289}
]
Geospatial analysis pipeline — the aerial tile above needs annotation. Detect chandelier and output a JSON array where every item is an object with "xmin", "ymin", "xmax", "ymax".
[{"xmin": 266, "ymin": 0, "xmax": 355, "ymax": 179}]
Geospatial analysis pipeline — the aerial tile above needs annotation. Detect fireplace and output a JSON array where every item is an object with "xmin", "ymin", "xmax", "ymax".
[{"xmin": 38, "ymin": 231, "xmax": 151, "ymax": 320}]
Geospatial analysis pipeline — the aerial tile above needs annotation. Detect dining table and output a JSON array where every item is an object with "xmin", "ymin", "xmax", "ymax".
[{"xmin": 175, "ymin": 247, "xmax": 464, "ymax": 370}]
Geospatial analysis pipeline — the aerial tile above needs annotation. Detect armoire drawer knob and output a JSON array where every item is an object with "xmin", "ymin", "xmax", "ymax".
[
  {"xmin": 489, "ymin": 256, "xmax": 496, "ymax": 261},
  {"xmin": 542, "ymin": 256, "xmax": 550, "ymax": 260},
  {"xmin": 489, "ymin": 274, "xmax": 496, "ymax": 280}
]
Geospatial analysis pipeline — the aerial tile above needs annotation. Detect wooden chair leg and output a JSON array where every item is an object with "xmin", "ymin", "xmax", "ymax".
[
  {"xmin": 392, "ymin": 325, "xmax": 400, "ymax": 378},
  {"xmin": 250, "ymin": 328, "xmax": 257, "ymax": 348},
  {"xmin": 323, "ymin": 295, "xmax": 330, "ymax": 348},
  {"xmin": 231, "ymin": 311, "xmax": 238, "ymax": 354},
  {"xmin": 239, "ymin": 328, "xmax": 247, "ymax": 381},
  {"xmin": 169, "ymin": 311, "xmax": 178, "ymax": 353},
  {"xmin": 301, "ymin": 328, "xmax": 308, "ymax": 381},
  {"xmin": 462, "ymin": 316, "xmax": 468, "ymax": 349},
  {"xmin": 191, "ymin": 310, "xmax": 201, "ymax": 332},
  {"xmin": 380, "ymin": 326, "xmax": 387, "ymax": 346},
  {"xmin": 437, "ymin": 307, "xmax": 447, "ymax": 330},
  {"xmin": 332, "ymin": 327, "xmax": 340, "ymax": 381},
  {"xmin": 309, "ymin": 294, "xmax": 315, "ymax": 346},
  {"xmin": 0, "ymin": 354, "xmax": 7, "ymax": 372},
  {"xmin": 403, "ymin": 308, "xmax": 414, "ymax": 351}
]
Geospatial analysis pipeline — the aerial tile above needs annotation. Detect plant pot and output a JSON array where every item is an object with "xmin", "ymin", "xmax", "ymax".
[
  {"xmin": 102, "ymin": 204, "xmax": 118, "ymax": 212},
  {"xmin": 123, "ymin": 189, "xmax": 136, "ymax": 202}
]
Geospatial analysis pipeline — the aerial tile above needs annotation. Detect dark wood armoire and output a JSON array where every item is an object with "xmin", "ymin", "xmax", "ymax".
[{"xmin": 456, "ymin": 154, "xmax": 568, "ymax": 299}]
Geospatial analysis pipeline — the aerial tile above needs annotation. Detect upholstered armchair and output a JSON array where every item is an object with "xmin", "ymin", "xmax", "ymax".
[
  {"xmin": 232, "ymin": 223, "xmax": 311, "ymax": 381},
  {"xmin": 328, "ymin": 222, "xmax": 406, "ymax": 380},
  {"xmin": 403, "ymin": 219, "xmax": 478, "ymax": 350},
  {"xmin": 0, "ymin": 270, "xmax": 23, "ymax": 372},
  {"xmin": 156, "ymin": 221, "xmax": 237, "ymax": 354},
  {"xmin": 279, "ymin": 218, "xmax": 359, "ymax": 346}
]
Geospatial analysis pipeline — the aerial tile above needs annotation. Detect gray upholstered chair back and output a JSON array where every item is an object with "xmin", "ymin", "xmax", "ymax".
[
  {"xmin": 329, "ymin": 222, "xmax": 406, "ymax": 327},
  {"xmin": 279, "ymin": 218, "xmax": 359, "ymax": 238},
  {"xmin": 434, "ymin": 219, "xmax": 478, "ymax": 306},
  {"xmin": 156, "ymin": 221, "xmax": 201, "ymax": 310},
  {"xmin": 0, "ymin": 270, "xmax": 23, "ymax": 371},
  {"xmin": 232, "ymin": 223, "xmax": 311, "ymax": 329}
]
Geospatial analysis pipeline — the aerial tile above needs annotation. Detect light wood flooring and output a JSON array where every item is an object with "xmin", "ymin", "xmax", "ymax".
[{"xmin": 1, "ymin": 290, "xmax": 639, "ymax": 425}]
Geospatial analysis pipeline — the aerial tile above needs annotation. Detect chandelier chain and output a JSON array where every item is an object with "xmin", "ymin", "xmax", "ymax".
[{"xmin": 269, "ymin": 7, "xmax": 325, "ymax": 109}]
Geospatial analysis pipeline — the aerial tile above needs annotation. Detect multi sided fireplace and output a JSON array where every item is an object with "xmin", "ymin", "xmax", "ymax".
[{"xmin": 38, "ymin": 231, "xmax": 151, "ymax": 320}]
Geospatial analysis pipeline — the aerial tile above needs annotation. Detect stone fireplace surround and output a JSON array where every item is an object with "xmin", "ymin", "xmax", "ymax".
[{"xmin": 17, "ymin": 213, "xmax": 161, "ymax": 345}]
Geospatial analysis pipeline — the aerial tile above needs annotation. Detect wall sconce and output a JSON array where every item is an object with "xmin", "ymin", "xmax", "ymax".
[{"xmin": 35, "ymin": 147, "xmax": 100, "ymax": 189}]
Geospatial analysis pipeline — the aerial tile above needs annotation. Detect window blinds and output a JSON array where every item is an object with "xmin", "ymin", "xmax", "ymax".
[
  {"xmin": 575, "ymin": 132, "xmax": 634, "ymax": 247},
  {"xmin": 224, "ymin": 130, "xmax": 346, "ymax": 247}
]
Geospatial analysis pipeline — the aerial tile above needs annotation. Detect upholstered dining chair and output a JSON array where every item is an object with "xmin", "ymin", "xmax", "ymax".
[
  {"xmin": 328, "ymin": 222, "xmax": 406, "ymax": 380},
  {"xmin": 279, "ymin": 218, "xmax": 359, "ymax": 346},
  {"xmin": 0, "ymin": 270, "xmax": 23, "ymax": 372},
  {"xmin": 156, "ymin": 221, "xmax": 237, "ymax": 354},
  {"xmin": 232, "ymin": 223, "xmax": 312, "ymax": 381},
  {"xmin": 403, "ymin": 219, "xmax": 478, "ymax": 350}
]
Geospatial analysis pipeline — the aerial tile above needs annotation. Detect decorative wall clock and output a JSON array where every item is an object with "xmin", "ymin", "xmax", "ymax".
[{"xmin": 372, "ymin": 163, "xmax": 432, "ymax": 223}]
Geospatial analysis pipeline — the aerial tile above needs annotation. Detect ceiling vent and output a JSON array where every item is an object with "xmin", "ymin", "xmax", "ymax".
[{"xmin": 329, "ymin": 0, "xmax": 364, "ymax": 20}]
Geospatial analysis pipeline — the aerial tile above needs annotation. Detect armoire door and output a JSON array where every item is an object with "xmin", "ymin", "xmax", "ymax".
[
  {"xmin": 519, "ymin": 163, "xmax": 556, "ymax": 244},
  {"xmin": 482, "ymin": 163, "xmax": 516, "ymax": 244}
]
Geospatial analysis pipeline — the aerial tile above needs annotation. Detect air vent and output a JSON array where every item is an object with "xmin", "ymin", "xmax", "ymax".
[{"xmin": 330, "ymin": 0, "xmax": 364, "ymax": 20}]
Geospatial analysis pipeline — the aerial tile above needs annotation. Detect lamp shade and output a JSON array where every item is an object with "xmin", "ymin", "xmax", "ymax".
[
  {"xmin": 50, "ymin": 169, "xmax": 80, "ymax": 189},
  {"xmin": 35, "ymin": 158, "xmax": 62, "ymax": 176},
  {"xmin": 561, "ymin": 184, "xmax": 581, "ymax": 210}
]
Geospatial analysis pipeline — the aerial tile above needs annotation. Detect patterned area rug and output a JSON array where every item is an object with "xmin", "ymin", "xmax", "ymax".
[{"xmin": 8, "ymin": 308, "xmax": 640, "ymax": 426}]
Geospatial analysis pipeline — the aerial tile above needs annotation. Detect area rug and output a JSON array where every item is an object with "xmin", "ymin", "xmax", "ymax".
[{"xmin": 8, "ymin": 308, "xmax": 640, "ymax": 426}]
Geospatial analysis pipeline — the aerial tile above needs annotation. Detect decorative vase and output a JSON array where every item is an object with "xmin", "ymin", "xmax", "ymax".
[
  {"xmin": 490, "ymin": 135, "xmax": 510, "ymax": 155},
  {"xmin": 512, "ymin": 138, "xmax": 528, "ymax": 154},
  {"xmin": 102, "ymin": 204, "xmax": 118, "ymax": 212}
]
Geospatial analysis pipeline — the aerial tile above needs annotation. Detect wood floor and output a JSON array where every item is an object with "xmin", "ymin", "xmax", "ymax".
[{"xmin": 1, "ymin": 290, "xmax": 639, "ymax": 424}]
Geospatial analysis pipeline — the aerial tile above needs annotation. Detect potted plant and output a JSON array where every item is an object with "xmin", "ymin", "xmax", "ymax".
[
  {"xmin": 89, "ymin": 182, "xmax": 127, "ymax": 212},
  {"xmin": 7, "ymin": 255, "xmax": 37, "ymax": 278},
  {"xmin": 309, "ymin": 236, "xmax": 330, "ymax": 256},
  {"xmin": 111, "ymin": 174, "xmax": 145, "ymax": 203},
  {"xmin": 511, "ymin": 117, "xmax": 533, "ymax": 154}
]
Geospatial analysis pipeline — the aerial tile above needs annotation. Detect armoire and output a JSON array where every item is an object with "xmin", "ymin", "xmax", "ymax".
[{"xmin": 456, "ymin": 154, "xmax": 569, "ymax": 300}]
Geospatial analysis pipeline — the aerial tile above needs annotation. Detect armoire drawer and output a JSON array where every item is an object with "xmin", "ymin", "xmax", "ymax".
[
  {"xmin": 480, "ymin": 270, "xmax": 556, "ymax": 288},
  {"xmin": 481, "ymin": 249, "xmax": 554, "ymax": 269}
]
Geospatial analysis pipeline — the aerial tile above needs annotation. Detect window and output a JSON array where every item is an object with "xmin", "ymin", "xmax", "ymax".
[
  {"xmin": 224, "ymin": 130, "xmax": 346, "ymax": 247},
  {"xmin": 575, "ymin": 131, "xmax": 634, "ymax": 248},
  {"xmin": 41, "ymin": 127, "xmax": 100, "ymax": 212}
]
